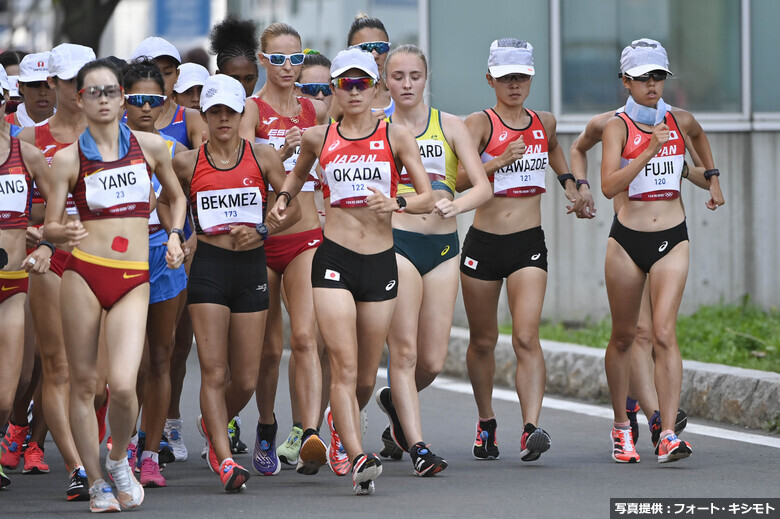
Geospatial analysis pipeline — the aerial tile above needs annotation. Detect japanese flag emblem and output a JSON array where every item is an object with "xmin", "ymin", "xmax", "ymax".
[
  {"xmin": 325, "ymin": 269, "xmax": 341, "ymax": 281},
  {"xmin": 370, "ymin": 140, "xmax": 384, "ymax": 150},
  {"xmin": 464, "ymin": 257, "xmax": 478, "ymax": 270}
]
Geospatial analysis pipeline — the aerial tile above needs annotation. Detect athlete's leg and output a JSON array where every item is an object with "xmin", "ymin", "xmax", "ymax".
[
  {"xmin": 629, "ymin": 281, "xmax": 660, "ymax": 415},
  {"xmin": 0, "ymin": 294, "xmax": 26, "ymax": 430},
  {"xmin": 462, "ymin": 274, "xmax": 504, "ymax": 419},
  {"xmin": 647, "ymin": 243, "xmax": 689, "ymax": 434},
  {"xmin": 604, "ymin": 239, "xmax": 646, "ymax": 423},
  {"xmin": 255, "ymin": 268, "xmax": 283, "ymax": 426},
  {"xmin": 225, "ymin": 312, "xmax": 267, "ymax": 420},
  {"xmin": 167, "ymin": 303, "xmax": 193, "ymax": 420},
  {"xmin": 505, "ymin": 267, "xmax": 547, "ymax": 426}
]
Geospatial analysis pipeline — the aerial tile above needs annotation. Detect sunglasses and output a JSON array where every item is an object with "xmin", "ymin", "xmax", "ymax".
[
  {"xmin": 295, "ymin": 82, "xmax": 332, "ymax": 97},
  {"xmin": 495, "ymin": 74, "xmax": 531, "ymax": 83},
  {"xmin": 79, "ymin": 84, "xmax": 123, "ymax": 99},
  {"xmin": 627, "ymin": 71, "xmax": 668, "ymax": 82},
  {"xmin": 350, "ymin": 41, "xmax": 391, "ymax": 55},
  {"xmin": 22, "ymin": 80, "xmax": 50, "ymax": 89},
  {"xmin": 124, "ymin": 94, "xmax": 167, "ymax": 108},
  {"xmin": 262, "ymin": 52, "xmax": 305, "ymax": 66},
  {"xmin": 331, "ymin": 77, "xmax": 377, "ymax": 92}
]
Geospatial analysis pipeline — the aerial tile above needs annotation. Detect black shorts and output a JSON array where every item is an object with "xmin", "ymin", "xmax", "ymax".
[
  {"xmin": 311, "ymin": 237, "xmax": 398, "ymax": 302},
  {"xmin": 460, "ymin": 226, "xmax": 548, "ymax": 280},
  {"xmin": 609, "ymin": 216, "xmax": 688, "ymax": 274},
  {"xmin": 187, "ymin": 241, "xmax": 269, "ymax": 313}
]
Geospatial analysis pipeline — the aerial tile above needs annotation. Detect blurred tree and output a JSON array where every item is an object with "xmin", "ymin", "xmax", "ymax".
[{"xmin": 56, "ymin": 0, "xmax": 121, "ymax": 53}]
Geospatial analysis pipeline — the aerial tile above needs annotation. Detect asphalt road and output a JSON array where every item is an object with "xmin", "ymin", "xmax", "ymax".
[{"xmin": 4, "ymin": 350, "xmax": 779, "ymax": 518}]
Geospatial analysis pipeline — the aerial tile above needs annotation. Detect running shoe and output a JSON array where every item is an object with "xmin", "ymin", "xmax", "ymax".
[
  {"xmin": 611, "ymin": 426, "xmax": 640, "ymax": 463},
  {"xmin": 297, "ymin": 431, "xmax": 327, "ymax": 475},
  {"xmin": 472, "ymin": 418, "xmax": 499, "ymax": 460},
  {"xmin": 325, "ymin": 407, "xmax": 350, "ymax": 476},
  {"xmin": 22, "ymin": 442, "xmax": 50, "ymax": 474},
  {"xmin": 520, "ymin": 425, "xmax": 551, "ymax": 462},
  {"xmin": 158, "ymin": 435, "xmax": 175, "ymax": 465},
  {"xmin": 277, "ymin": 425, "xmax": 303, "ymax": 466},
  {"xmin": 252, "ymin": 420, "xmax": 280, "ymax": 475},
  {"xmin": 89, "ymin": 479, "xmax": 120, "ymax": 513},
  {"xmin": 96, "ymin": 386, "xmax": 109, "ymax": 445},
  {"xmin": 220, "ymin": 458, "xmax": 249, "ymax": 493},
  {"xmin": 164, "ymin": 418, "xmax": 188, "ymax": 462},
  {"xmin": 649, "ymin": 409, "xmax": 689, "ymax": 447},
  {"xmin": 656, "ymin": 433, "xmax": 692, "ymax": 463},
  {"xmin": 379, "ymin": 426, "xmax": 403, "ymax": 460},
  {"xmin": 352, "ymin": 453, "xmax": 382, "ymax": 496},
  {"xmin": 139, "ymin": 457, "xmax": 167, "ymax": 488},
  {"xmin": 375, "ymin": 387, "xmax": 409, "ymax": 452},
  {"xmin": 626, "ymin": 398, "xmax": 640, "ymax": 444},
  {"xmin": 1, "ymin": 423, "xmax": 28, "ymax": 469},
  {"xmin": 67, "ymin": 466, "xmax": 89, "ymax": 501},
  {"xmin": 197, "ymin": 415, "xmax": 219, "ymax": 473},
  {"xmin": 105, "ymin": 456, "xmax": 144, "ymax": 509},
  {"xmin": 229, "ymin": 416, "xmax": 248, "ymax": 454},
  {"xmin": 126, "ymin": 440, "xmax": 139, "ymax": 473},
  {"xmin": 410, "ymin": 442, "xmax": 447, "ymax": 477}
]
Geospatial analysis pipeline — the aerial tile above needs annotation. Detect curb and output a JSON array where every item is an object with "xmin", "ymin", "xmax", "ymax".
[{"xmin": 444, "ymin": 327, "xmax": 780, "ymax": 430}]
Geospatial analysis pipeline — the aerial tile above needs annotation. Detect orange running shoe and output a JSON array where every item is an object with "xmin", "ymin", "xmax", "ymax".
[
  {"xmin": 1, "ymin": 423, "xmax": 28, "ymax": 469},
  {"xmin": 325, "ymin": 407, "xmax": 350, "ymax": 476},
  {"xmin": 611, "ymin": 426, "xmax": 640, "ymax": 463},
  {"xmin": 219, "ymin": 458, "xmax": 249, "ymax": 493},
  {"xmin": 656, "ymin": 433, "xmax": 692, "ymax": 463}
]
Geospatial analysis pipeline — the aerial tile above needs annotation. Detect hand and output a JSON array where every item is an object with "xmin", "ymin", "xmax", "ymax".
[
  {"xmin": 365, "ymin": 186, "xmax": 395, "ymax": 213},
  {"xmin": 182, "ymin": 233, "xmax": 197, "ymax": 263},
  {"xmin": 164, "ymin": 233, "xmax": 184, "ymax": 269},
  {"xmin": 280, "ymin": 127, "xmax": 302, "ymax": 160},
  {"xmin": 563, "ymin": 183, "xmax": 585, "ymax": 215},
  {"xmin": 570, "ymin": 186, "xmax": 596, "ymax": 219},
  {"xmin": 434, "ymin": 198, "xmax": 458, "ymax": 218},
  {"xmin": 705, "ymin": 176, "xmax": 725, "ymax": 211},
  {"xmin": 373, "ymin": 108, "xmax": 387, "ymax": 121},
  {"xmin": 26, "ymin": 226, "xmax": 43, "ymax": 249},
  {"xmin": 498, "ymin": 135, "xmax": 526, "ymax": 168},
  {"xmin": 63, "ymin": 220, "xmax": 89, "ymax": 246},
  {"xmin": 229, "ymin": 225, "xmax": 261, "ymax": 250},
  {"xmin": 22, "ymin": 246, "xmax": 52, "ymax": 274},
  {"xmin": 648, "ymin": 123, "xmax": 670, "ymax": 155},
  {"xmin": 267, "ymin": 198, "xmax": 288, "ymax": 230}
]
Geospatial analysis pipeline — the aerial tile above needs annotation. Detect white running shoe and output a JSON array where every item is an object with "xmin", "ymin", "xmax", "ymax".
[
  {"xmin": 89, "ymin": 479, "xmax": 120, "ymax": 513},
  {"xmin": 164, "ymin": 418, "xmax": 188, "ymax": 461},
  {"xmin": 105, "ymin": 456, "xmax": 144, "ymax": 509}
]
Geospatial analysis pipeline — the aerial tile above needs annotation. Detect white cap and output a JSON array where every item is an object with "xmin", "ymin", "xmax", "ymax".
[
  {"xmin": 7, "ymin": 75, "xmax": 19, "ymax": 97},
  {"xmin": 18, "ymin": 52, "xmax": 51, "ymax": 83},
  {"xmin": 620, "ymin": 38, "xmax": 672, "ymax": 77},
  {"xmin": 0, "ymin": 64, "xmax": 9, "ymax": 92},
  {"xmin": 49, "ymin": 43, "xmax": 96, "ymax": 80},
  {"xmin": 174, "ymin": 63, "xmax": 210, "ymax": 94},
  {"xmin": 488, "ymin": 39, "xmax": 535, "ymax": 77},
  {"xmin": 131, "ymin": 37, "xmax": 181, "ymax": 63},
  {"xmin": 200, "ymin": 74, "xmax": 245, "ymax": 113},
  {"xmin": 330, "ymin": 48, "xmax": 378, "ymax": 80}
]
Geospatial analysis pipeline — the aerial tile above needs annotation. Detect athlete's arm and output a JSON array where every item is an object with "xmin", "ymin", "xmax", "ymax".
[
  {"xmin": 42, "ymin": 147, "xmax": 87, "ymax": 246},
  {"xmin": 383, "ymin": 124, "xmax": 433, "ymax": 215},
  {"xmin": 16, "ymin": 126, "xmax": 34, "ymax": 145},
  {"xmin": 185, "ymin": 108, "xmax": 209, "ymax": 149},
  {"xmin": 569, "ymin": 112, "xmax": 613, "ymax": 219},
  {"xmin": 539, "ymin": 111, "xmax": 583, "ymax": 214},
  {"xmin": 238, "ymin": 100, "xmax": 260, "ymax": 142},
  {"xmin": 601, "ymin": 118, "xmax": 669, "ymax": 199},
  {"xmin": 254, "ymin": 142, "xmax": 301, "ymax": 235},
  {"xmin": 433, "ymin": 113, "xmax": 491, "ymax": 218},
  {"xmin": 313, "ymin": 99, "xmax": 330, "ymax": 125},
  {"xmin": 678, "ymin": 116, "xmax": 724, "ymax": 209},
  {"xmin": 19, "ymin": 141, "xmax": 53, "ymax": 273}
]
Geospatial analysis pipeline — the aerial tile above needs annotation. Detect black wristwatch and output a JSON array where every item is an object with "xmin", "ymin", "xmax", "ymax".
[
  {"xmin": 703, "ymin": 168, "xmax": 720, "ymax": 181},
  {"xmin": 557, "ymin": 173, "xmax": 575, "ymax": 189},
  {"xmin": 169, "ymin": 228, "xmax": 186, "ymax": 243},
  {"xmin": 395, "ymin": 196, "xmax": 407, "ymax": 213},
  {"xmin": 576, "ymin": 179, "xmax": 590, "ymax": 190},
  {"xmin": 255, "ymin": 223, "xmax": 269, "ymax": 240}
]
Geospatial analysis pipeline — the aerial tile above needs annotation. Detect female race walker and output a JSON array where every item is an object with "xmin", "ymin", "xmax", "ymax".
[
  {"xmin": 43, "ymin": 58, "xmax": 186, "ymax": 512},
  {"xmin": 0, "ymin": 116, "xmax": 52, "ymax": 490},
  {"xmin": 269, "ymin": 47, "xmax": 433, "ymax": 495},
  {"xmin": 375, "ymin": 44, "xmax": 492, "ymax": 475},
  {"xmin": 601, "ymin": 39, "xmax": 720, "ymax": 463},
  {"xmin": 170, "ymin": 74, "xmax": 295, "ymax": 492},
  {"xmin": 459, "ymin": 39, "xmax": 583, "ymax": 463},
  {"xmin": 238, "ymin": 22, "xmax": 329, "ymax": 477}
]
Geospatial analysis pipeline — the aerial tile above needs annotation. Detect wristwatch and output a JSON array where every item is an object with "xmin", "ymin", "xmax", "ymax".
[
  {"xmin": 576, "ymin": 179, "xmax": 590, "ymax": 190},
  {"xmin": 396, "ymin": 196, "xmax": 407, "ymax": 213},
  {"xmin": 169, "ymin": 228, "xmax": 186, "ymax": 243},
  {"xmin": 255, "ymin": 222, "xmax": 269, "ymax": 240}
]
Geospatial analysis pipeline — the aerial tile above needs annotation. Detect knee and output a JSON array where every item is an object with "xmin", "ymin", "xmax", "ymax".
[
  {"xmin": 201, "ymin": 365, "xmax": 227, "ymax": 389},
  {"xmin": 468, "ymin": 334, "xmax": 498, "ymax": 355},
  {"xmin": 609, "ymin": 329, "xmax": 636, "ymax": 353},
  {"xmin": 289, "ymin": 332, "xmax": 317, "ymax": 359},
  {"xmin": 260, "ymin": 342, "xmax": 283, "ymax": 366},
  {"xmin": 512, "ymin": 331, "xmax": 540, "ymax": 355},
  {"xmin": 634, "ymin": 323, "xmax": 652, "ymax": 350},
  {"xmin": 107, "ymin": 386, "xmax": 136, "ymax": 410},
  {"xmin": 416, "ymin": 355, "xmax": 444, "ymax": 384},
  {"xmin": 390, "ymin": 340, "xmax": 417, "ymax": 371},
  {"xmin": 651, "ymin": 326, "xmax": 677, "ymax": 352},
  {"xmin": 41, "ymin": 356, "xmax": 70, "ymax": 386}
]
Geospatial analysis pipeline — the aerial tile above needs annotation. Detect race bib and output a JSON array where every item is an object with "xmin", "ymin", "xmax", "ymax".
[
  {"xmin": 0, "ymin": 174, "xmax": 28, "ymax": 213},
  {"xmin": 148, "ymin": 174, "xmax": 163, "ymax": 231},
  {"xmin": 628, "ymin": 155, "xmax": 684, "ymax": 200},
  {"xmin": 196, "ymin": 187, "xmax": 263, "ymax": 234},
  {"xmin": 84, "ymin": 164, "xmax": 150, "ymax": 215},
  {"xmin": 324, "ymin": 161, "xmax": 392, "ymax": 207},
  {"xmin": 257, "ymin": 132, "xmax": 317, "ymax": 191},
  {"xmin": 400, "ymin": 139, "xmax": 446, "ymax": 184},
  {"xmin": 493, "ymin": 150, "xmax": 548, "ymax": 197}
]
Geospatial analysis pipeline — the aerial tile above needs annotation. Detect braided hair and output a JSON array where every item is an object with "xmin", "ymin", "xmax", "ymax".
[{"xmin": 209, "ymin": 15, "xmax": 259, "ymax": 72}]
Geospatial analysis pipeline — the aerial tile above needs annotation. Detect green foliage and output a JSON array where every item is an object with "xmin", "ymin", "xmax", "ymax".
[{"xmin": 499, "ymin": 298, "xmax": 780, "ymax": 373}]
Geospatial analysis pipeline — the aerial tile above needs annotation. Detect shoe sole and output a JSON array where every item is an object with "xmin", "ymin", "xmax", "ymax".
[
  {"xmin": 90, "ymin": 504, "xmax": 121, "ymax": 512},
  {"xmin": 22, "ymin": 467, "xmax": 50, "ymax": 474},
  {"xmin": 67, "ymin": 492, "xmax": 89, "ymax": 502},
  {"xmin": 415, "ymin": 458, "xmax": 448, "ymax": 477},
  {"xmin": 117, "ymin": 485, "xmax": 144, "ymax": 510},
  {"xmin": 278, "ymin": 453, "xmax": 298, "ymax": 466},
  {"xmin": 297, "ymin": 437, "xmax": 327, "ymax": 475},
  {"xmin": 380, "ymin": 427, "xmax": 403, "ymax": 460},
  {"xmin": 658, "ymin": 443, "xmax": 692, "ymax": 464},
  {"xmin": 223, "ymin": 466, "xmax": 250, "ymax": 492},
  {"xmin": 375, "ymin": 388, "xmax": 409, "ymax": 452},
  {"xmin": 141, "ymin": 480, "xmax": 167, "ymax": 488},
  {"xmin": 521, "ymin": 430, "xmax": 551, "ymax": 462},
  {"xmin": 353, "ymin": 459, "xmax": 382, "ymax": 486}
]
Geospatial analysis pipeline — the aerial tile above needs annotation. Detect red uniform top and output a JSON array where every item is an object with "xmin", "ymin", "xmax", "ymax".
[
  {"xmin": 0, "ymin": 137, "xmax": 33, "ymax": 230},
  {"xmin": 319, "ymin": 120, "xmax": 400, "ymax": 208},
  {"xmin": 33, "ymin": 122, "xmax": 77, "ymax": 213},
  {"xmin": 481, "ymin": 108, "xmax": 549, "ymax": 197},
  {"xmin": 72, "ymin": 133, "xmax": 152, "ymax": 221},
  {"xmin": 189, "ymin": 140, "xmax": 267, "ymax": 235},
  {"xmin": 251, "ymin": 95, "xmax": 319, "ymax": 189},
  {"xmin": 618, "ymin": 112, "xmax": 684, "ymax": 201}
]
